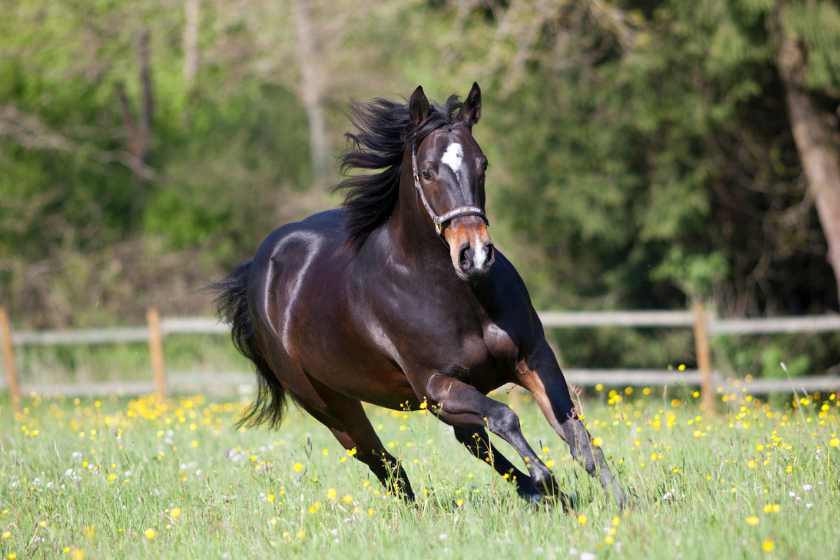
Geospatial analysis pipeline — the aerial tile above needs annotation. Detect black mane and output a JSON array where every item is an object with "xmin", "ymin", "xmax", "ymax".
[{"xmin": 335, "ymin": 93, "xmax": 463, "ymax": 247}]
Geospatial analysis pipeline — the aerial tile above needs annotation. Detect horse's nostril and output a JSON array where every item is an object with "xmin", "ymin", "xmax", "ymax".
[
  {"xmin": 459, "ymin": 244, "xmax": 472, "ymax": 271},
  {"xmin": 485, "ymin": 241, "xmax": 495, "ymax": 265}
]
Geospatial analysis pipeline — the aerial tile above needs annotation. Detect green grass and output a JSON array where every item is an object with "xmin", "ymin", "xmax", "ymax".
[{"xmin": 0, "ymin": 388, "xmax": 837, "ymax": 560}]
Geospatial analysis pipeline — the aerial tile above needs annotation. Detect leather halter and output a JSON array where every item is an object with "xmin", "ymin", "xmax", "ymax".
[{"xmin": 412, "ymin": 145, "xmax": 489, "ymax": 236}]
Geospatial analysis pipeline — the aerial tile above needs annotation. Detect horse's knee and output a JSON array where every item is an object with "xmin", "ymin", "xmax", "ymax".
[{"xmin": 488, "ymin": 405, "xmax": 520, "ymax": 437}]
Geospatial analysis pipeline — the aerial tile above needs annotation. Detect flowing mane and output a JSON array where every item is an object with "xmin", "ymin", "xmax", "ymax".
[{"xmin": 335, "ymin": 93, "xmax": 463, "ymax": 247}]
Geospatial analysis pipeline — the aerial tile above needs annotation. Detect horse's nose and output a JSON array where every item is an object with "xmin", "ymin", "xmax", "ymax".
[
  {"xmin": 458, "ymin": 240, "xmax": 495, "ymax": 280},
  {"xmin": 483, "ymin": 241, "xmax": 496, "ymax": 269},
  {"xmin": 458, "ymin": 243, "xmax": 473, "ymax": 272},
  {"xmin": 444, "ymin": 217, "xmax": 494, "ymax": 282}
]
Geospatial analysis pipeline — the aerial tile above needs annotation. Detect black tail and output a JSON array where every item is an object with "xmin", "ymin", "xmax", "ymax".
[{"xmin": 209, "ymin": 260, "xmax": 287, "ymax": 429}]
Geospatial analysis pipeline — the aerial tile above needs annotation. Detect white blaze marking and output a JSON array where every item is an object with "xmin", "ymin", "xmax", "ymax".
[
  {"xmin": 472, "ymin": 230, "xmax": 486, "ymax": 269},
  {"xmin": 441, "ymin": 142, "xmax": 463, "ymax": 172}
]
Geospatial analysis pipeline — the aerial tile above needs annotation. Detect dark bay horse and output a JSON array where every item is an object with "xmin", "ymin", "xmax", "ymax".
[{"xmin": 212, "ymin": 83, "xmax": 626, "ymax": 507}]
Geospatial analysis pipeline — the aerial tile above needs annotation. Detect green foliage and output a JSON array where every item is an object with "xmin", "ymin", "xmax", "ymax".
[
  {"xmin": 1, "ymin": 0, "xmax": 838, "ymax": 378},
  {"xmin": 653, "ymin": 248, "xmax": 730, "ymax": 301},
  {"xmin": 0, "ymin": 0, "xmax": 312, "ymax": 326},
  {"xmin": 712, "ymin": 332, "xmax": 840, "ymax": 381},
  {"xmin": 786, "ymin": 1, "xmax": 840, "ymax": 90}
]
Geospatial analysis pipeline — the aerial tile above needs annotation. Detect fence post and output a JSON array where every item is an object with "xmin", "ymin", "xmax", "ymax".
[
  {"xmin": 0, "ymin": 307, "xmax": 21, "ymax": 413},
  {"xmin": 692, "ymin": 301, "xmax": 714, "ymax": 415},
  {"xmin": 147, "ymin": 308, "xmax": 167, "ymax": 401}
]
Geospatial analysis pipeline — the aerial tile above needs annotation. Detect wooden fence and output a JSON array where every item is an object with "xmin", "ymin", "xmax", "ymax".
[{"xmin": 1, "ymin": 305, "xmax": 839, "ymax": 413}]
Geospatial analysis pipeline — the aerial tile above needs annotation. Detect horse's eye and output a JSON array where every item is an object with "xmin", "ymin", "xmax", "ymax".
[{"xmin": 421, "ymin": 170, "xmax": 432, "ymax": 181}]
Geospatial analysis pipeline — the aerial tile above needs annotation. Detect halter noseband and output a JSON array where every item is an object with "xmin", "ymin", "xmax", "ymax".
[{"xmin": 412, "ymin": 145, "xmax": 489, "ymax": 236}]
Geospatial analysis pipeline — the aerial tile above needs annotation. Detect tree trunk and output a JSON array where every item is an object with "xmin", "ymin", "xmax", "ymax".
[
  {"xmin": 184, "ymin": 0, "xmax": 200, "ymax": 84},
  {"xmin": 136, "ymin": 28, "xmax": 153, "ymax": 166},
  {"xmin": 115, "ymin": 28, "xmax": 154, "ymax": 227},
  {"xmin": 293, "ymin": 0, "xmax": 328, "ymax": 185},
  {"xmin": 773, "ymin": 6, "xmax": 840, "ymax": 307}
]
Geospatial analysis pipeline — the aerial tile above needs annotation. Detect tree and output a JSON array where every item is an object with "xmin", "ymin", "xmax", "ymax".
[{"xmin": 770, "ymin": 1, "xmax": 840, "ymax": 305}]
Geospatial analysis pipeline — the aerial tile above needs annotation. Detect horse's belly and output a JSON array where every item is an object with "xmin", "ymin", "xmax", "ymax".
[{"xmin": 304, "ymin": 348, "xmax": 420, "ymax": 410}]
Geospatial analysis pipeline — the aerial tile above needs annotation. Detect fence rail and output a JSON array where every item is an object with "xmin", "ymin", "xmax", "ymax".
[{"xmin": 1, "ymin": 306, "xmax": 839, "ymax": 413}]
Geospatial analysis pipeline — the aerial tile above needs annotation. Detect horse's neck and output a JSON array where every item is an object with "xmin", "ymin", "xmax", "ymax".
[{"xmin": 386, "ymin": 171, "xmax": 452, "ymax": 273}]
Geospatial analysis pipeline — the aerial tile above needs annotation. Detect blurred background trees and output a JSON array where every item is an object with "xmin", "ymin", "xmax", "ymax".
[{"xmin": 1, "ymin": 0, "xmax": 839, "ymax": 375}]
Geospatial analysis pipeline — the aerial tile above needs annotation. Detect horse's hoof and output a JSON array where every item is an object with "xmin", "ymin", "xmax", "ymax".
[
  {"xmin": 612, "ymin": 483, "xmax": 628, "ymax": 509},
  {"xmin": 518, "ymin": 491, "xmax": 544, "ymax": 503}
]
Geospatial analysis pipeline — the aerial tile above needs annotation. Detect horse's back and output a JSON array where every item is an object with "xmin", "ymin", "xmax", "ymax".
[
  {"xmin": 251, "ymin": 209, "xmax": 346, "ymax": 267},
  {"xmin": 246, "ymin": 209, "xmax": 350, "ymax": 352}
]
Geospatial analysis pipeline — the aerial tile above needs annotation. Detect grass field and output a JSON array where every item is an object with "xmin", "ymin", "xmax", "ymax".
[{"xmin": 0, "ymin": 385, "xmax": 837, "ymax": 560}]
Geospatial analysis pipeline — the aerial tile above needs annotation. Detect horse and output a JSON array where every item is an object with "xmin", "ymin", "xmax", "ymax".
[{"xmin": 211, "ymin": 83, "xmax": 626, "ymax": 508}]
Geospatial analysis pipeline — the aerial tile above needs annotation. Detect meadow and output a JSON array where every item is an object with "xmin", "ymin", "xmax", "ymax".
[{"xmin": 0, "ymin": 384, "xmax": 837, "ymax": 560}]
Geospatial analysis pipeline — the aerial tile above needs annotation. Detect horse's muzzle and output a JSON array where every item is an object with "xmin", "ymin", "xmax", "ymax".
[
  {"xmin": 457, "ymin": 240, "xmax": 495, "ymax": 281},
  {"xmin": 445, "ymin": 217, "xmax": 495, "ymax": 282}
]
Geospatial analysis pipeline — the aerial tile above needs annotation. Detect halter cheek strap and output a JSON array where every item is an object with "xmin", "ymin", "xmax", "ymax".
[{"xmin": 412, "ymin": 146, "xmax": 489, "ymax": 235}]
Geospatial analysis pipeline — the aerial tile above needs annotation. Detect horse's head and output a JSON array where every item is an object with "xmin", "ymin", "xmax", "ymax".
[{"xmin": 409, "ymin": 83, "xmax": 495, "ymax": 282}]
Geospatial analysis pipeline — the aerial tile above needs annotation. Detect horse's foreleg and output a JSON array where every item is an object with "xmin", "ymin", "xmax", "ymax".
[
  {"xmin": 452, "ymin": 426, "xmax": 542, "ymax": 500},
  {"xmin": 516, "ymin": 340, "xmax": 627, "ymax": 508},
  {"xmin": 425, "ymin": 374, "xmax": 559, "ymax": 497}
]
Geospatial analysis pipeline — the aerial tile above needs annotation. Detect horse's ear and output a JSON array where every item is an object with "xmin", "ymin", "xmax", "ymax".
[
  {"xmin": 409, "ymin": 86, "xmax": 430, "ymax": 127},
  {"xmin": 457, "ymin": 82, "xmax": 481, "ymax": 127}
]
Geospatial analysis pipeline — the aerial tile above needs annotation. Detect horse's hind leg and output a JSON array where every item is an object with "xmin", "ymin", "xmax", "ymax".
[
  {"xmin": 247, "ymin": 276, "xmax": 414, "ymax": 499},
  {"xmin": 452, "ymin": 426, "xmax": 541, "ymax": 500},
  {"xmin": 283, "ymin": 372, "xmax": 416, "ymax": 501}
]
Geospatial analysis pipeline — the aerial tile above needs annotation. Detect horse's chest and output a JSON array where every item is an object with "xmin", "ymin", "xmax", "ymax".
[
  {"xmin": 483, "ymin": 322, "xmax": 519, "ymax": 362},
  {"xmin": 451, "ymin": 323, "xmax": 518, "ymax": 392}
]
